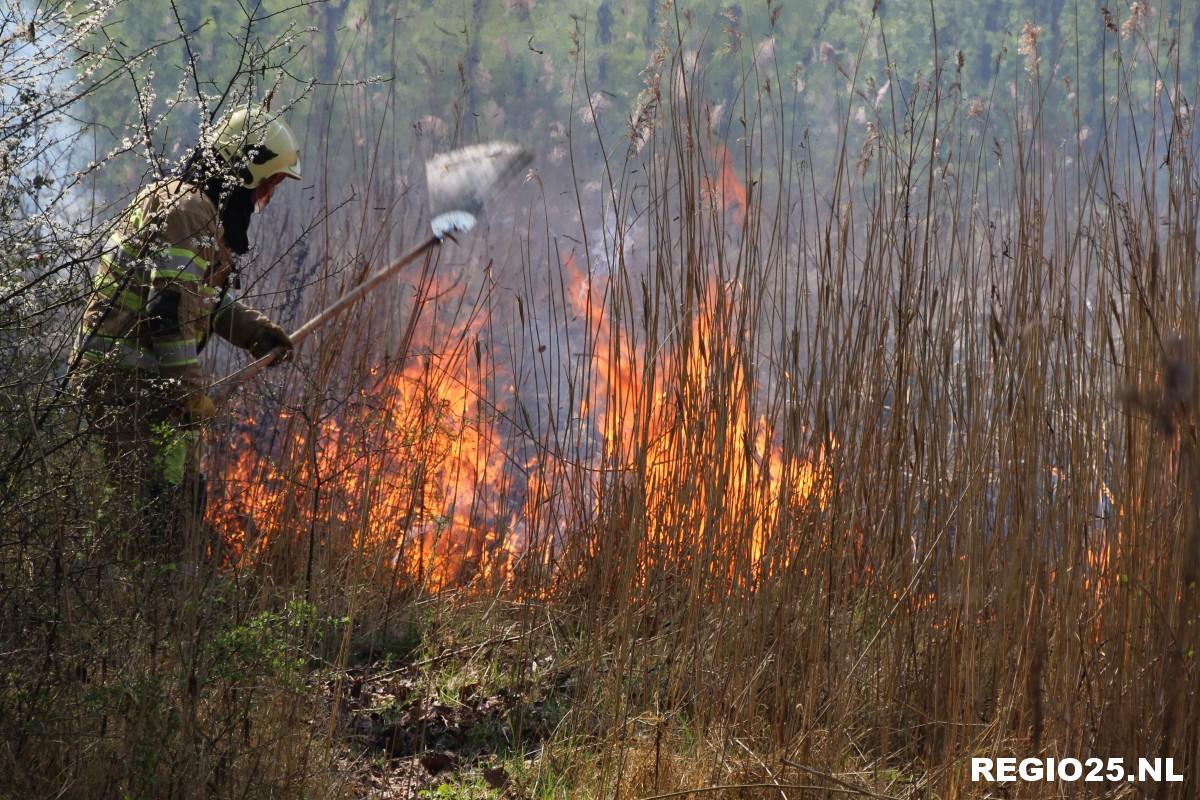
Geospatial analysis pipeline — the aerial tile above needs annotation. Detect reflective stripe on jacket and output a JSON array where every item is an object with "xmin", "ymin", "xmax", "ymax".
[{"xmin": 76, "ymin": 179, "xmax": 232, "ymax": 392}]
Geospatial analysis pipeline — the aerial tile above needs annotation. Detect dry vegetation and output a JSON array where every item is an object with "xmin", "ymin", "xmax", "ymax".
[{"xmin": 3, "ymin": 3, "xmax": 1200, "ymax": 799}]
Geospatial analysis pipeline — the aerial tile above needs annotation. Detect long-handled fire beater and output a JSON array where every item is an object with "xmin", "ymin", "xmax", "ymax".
[{"xmin": 209, "ymin": 141, "xmax": 532, "ymax": 401}]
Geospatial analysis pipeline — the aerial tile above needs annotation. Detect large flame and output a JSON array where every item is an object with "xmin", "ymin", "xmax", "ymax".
[
  {"xmin": 208, "ymin": 145, "xmax": 830, "ymax": 593},
  {"xmin": 209, "ymin": 278, "xmax": 521, "ymax": 590},
  {"xmin": 706, "ymin": 143, "xmax": 748, "ymax": 227}
]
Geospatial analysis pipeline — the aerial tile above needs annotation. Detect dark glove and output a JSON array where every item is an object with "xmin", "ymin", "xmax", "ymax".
[
  {"xmin": 248, "ymin": 319, "xmax": 294, "ymax": 363},
  {"xmin": 213, "ymin": 299, "xmax": 293, "ymax": 365}
]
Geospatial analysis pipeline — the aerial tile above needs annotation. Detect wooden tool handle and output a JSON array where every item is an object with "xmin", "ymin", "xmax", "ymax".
[{"xmin": 210, "ymin": 234, "xmax": 439, "ymax": 402}]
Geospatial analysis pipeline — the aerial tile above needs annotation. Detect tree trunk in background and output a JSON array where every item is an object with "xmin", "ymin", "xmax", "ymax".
[
  {"xmin": 643, "ymin": 0, "xmax": 658, "ymax": 52},
  {"xmin": 464, "ymin": 0, "xmax": 490, "ymax": 134},
  {"xmin": 597, "ymin": 2, "xmax": 612, "ymax": 87},
  {"xmin": 321, "ymin": 0, "xmax": 349, "ymax": 83}
]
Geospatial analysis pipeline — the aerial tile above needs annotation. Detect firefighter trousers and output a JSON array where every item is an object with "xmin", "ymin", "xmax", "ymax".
[{"xmin": 76, "ymin": 367, "xmax": 212, "ymax": 563}]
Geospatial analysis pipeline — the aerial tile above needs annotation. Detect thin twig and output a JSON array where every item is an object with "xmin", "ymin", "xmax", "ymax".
[
  {"xmin": 780, "ymin": 760, "xmax": 903, "ymax": 800},
  {"xmin": 635, "ymin": 783, "xmax": 899, "ymax": 800}
]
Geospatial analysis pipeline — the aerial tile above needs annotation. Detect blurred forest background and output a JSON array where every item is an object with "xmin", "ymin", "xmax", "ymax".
[{"xmin": 74, "ymin": 0, "xmax": 1200, "ymax": 225}]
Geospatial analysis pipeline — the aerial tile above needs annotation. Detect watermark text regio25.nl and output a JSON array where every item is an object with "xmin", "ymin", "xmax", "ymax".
[{"xmin": 971, "ymin": 757, "xmax": 1182, "ymax": 784}]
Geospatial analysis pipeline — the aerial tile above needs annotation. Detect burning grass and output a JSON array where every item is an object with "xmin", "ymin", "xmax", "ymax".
[
  {"xmin": 7, "ymin": 7, "xmax": 1198, "ymax": 799},
  {"xmin": 192, "ymin": 21, "xmax": 1200, "ymax": 793}
]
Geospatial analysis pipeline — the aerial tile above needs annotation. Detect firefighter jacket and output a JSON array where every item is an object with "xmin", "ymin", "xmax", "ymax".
[{"xmin": 76, "ymin": 177, "xmax": 278, "ymax": 396}]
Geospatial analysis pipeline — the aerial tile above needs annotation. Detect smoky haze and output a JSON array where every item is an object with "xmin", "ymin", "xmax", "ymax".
[
  {"xmin": 0, "ymin": 0, "xmax": 1191, "ymax": 607},
  {"xmin": 5, "ymin": 2, "xmax": 1200, "ymax": 792},
  {"xmin": 55, "ymin": 0, "xmax": 1194, "ymax": 560}
]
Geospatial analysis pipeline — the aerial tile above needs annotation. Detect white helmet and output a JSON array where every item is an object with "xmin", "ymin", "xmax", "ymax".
[{"xmin": 209, "ymin": 105, "xmax": 302, "ymax": 188}]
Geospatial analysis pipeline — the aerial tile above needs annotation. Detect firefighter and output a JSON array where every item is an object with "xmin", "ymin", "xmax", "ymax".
[{"xmin": 74, "ymin": 105, "xmax": 300, "ymax": 559}]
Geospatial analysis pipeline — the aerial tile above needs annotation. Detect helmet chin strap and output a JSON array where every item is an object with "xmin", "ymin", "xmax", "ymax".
[
  {"xmin": 252, "ymin": 185, "xmax": 271, "ymax": 212},
  {"xmin": 251, "ymin": 174, "xmax": 284, "ymax": 212}
]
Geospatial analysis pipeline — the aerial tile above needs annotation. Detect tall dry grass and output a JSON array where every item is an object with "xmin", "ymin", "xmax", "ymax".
[
  {"xmin": 14, "ymin": 7, "xmax": 1193, "ymax": 798},
  {"xmin": 540, "ymin": 16, "xmax": 1200, "ymax": 799}
]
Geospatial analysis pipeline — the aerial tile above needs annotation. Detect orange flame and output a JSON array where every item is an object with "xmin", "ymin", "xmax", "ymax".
[
  {"xmin": 209, "ymin": 145, "xmax": 829, "ymax": 594},
  {"xmin": 561, "ymin": 247, "xmax": 831, "ymax": 590},
  {"xmin": 209, "ymin": 277, "xmax": 522, "ymax": 590},
  {"xmin": 705, "ymin": 143, "xmax": 748, "ymax": 227}
]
